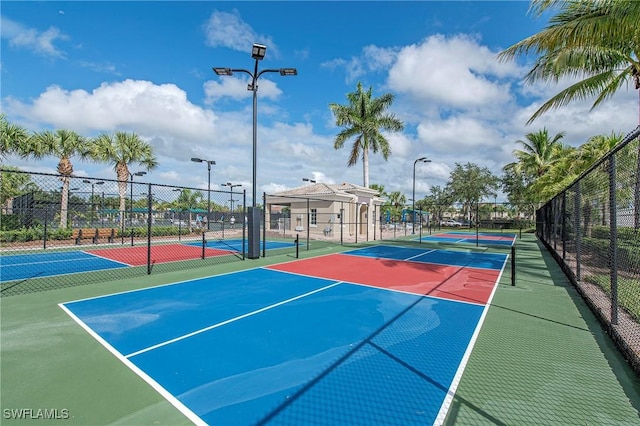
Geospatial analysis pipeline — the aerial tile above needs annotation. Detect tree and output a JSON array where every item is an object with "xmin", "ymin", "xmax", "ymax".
[
  {"xmin": 369, "ymin": 183, "xmax": 387, "ymax": 198},
  {"xmin": 446, "ymin": 163, "xmax": 499, "ymax": 224},
  {"xmin": 89, "ymin": 132, "xmax": 158, "ymax": 229},
  {"xmin": 511, "ymin": 128, "xmax": 566, "ymax": 178},
  {"xmin": 0, "ymin": 166, "xmax": 33, "ymax": 215},
  {"xmin": 30, "ymin": 129, "xmax": 88, "ymax": 229},
  {"xmin": 498, "ymin": 0, "xmax": 640, "ymax": 124},
  {"xmin": 419, "ymin": 185, "xmax": 455, "ymax": 225},
  {"xmin": 386, "ymin": 191, "xmax": 406, "ymax": 223},
  {"xmin": 173, "ymin": 189, "xmax": 203, "ymax": 232},
  {"xmin": 501, "ymin": 163, "xmax": 537, "ymax": 219},
  {"xmin": 329, "ymin": 82, "xmax": 404, "ymax": 188},
  {"xmin": 0, "ymin": 114, "xmax": 31, "ymax": 161}
]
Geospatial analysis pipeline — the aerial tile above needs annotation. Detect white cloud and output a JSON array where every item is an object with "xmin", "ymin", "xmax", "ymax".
[
  {"xmin": 203, "ymin": 10, "xmax": 278, "ymax": 57},
  {"xmin": 203, "ymin": 76, "xmax": 282, "ymax": 103},
  {"xmin": 388, "ymin": 34, "xmax": 521, "ymax": 109},
  {"xmin": 3, "ymin": 79, "xmax": 218, "ymax": 143},
  {"xmin": 0, "ymin": 16, "xmax": 68, "ymax": 58},
  {"xmin": 417, "ymin": 116, "xmax": 503, "ymax": 153},
  {"xmin": 321, "ymin": 45, "xmax": 399, "ymax": 82}
]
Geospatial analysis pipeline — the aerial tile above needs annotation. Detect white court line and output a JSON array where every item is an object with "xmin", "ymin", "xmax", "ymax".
[
  {"xmin": 1, "ymin": 254, "xmax": 123, "ymax": 268},
  {"xmin": 58, "ymin": 303, "xmax": 207, "ymax": 426},
  {"xmin": 434, "ymin": 255, "xmax": 508, "ymax": 425},
  {"xmin": 124, "ymin": 281, "xmax": 343, "ymax": 359}
]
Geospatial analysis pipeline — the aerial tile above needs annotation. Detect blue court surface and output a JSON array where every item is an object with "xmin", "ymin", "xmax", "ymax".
[
  {"xmin": 61, "ymin": 245, "xmax": 503, "ymax": 425},
  {"xmin": 344, "ymin": 245, "xmax": 507, "ymax": 269},
  {"xmin": 0, "ymin": 251, "xmax": 128, "ymax": 282},
  {"xmin": 419, "ymin": 231, "xmax": 516, "ymax": 247},
  {"xmin": 183, "ymin": 238, "xmax": 297, "ymax": 251}
]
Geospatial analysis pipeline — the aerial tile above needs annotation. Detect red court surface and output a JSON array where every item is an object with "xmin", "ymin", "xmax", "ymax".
[
  {"xmin": 87, "ymin": 244, "xmax": 234, "ymax": 266},
  {"xmin": 267, "ymin": 253, "xmax": 502, "ymax": 305}
]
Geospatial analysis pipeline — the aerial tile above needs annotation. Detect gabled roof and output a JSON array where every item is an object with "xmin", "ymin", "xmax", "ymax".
[{"xmin": 266, "ymin": 182, "xmax": 385, "ymax": 205}]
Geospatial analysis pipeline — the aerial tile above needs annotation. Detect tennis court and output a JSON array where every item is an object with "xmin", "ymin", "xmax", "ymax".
[
  {"xmin": 182, "ymin": 238, "xmax": 297, "ymax": 252},
  {"xmin": 419, "ymin": 231, "xmax": 517, "ymax": 247},
  {"xmin": 1, "ymin": 239, "xmax": 297, "ymax": 282},
  {"xmin": 60, "ymin": 245, "xmax": 507, "ymax": 425}
]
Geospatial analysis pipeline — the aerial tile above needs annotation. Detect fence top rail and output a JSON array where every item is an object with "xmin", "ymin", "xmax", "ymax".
[{"xmin": 0, "ymin": 168, "xmax": 246, "ymax": 196}]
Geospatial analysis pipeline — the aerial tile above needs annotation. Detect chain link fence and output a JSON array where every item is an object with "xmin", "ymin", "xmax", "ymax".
[
  {"xmin": 263, "ymin": 192, "xmax": 535, "ymax": 259},
  {"xmin": 536, "ymin": 125, "xmax": 640, "ymax": 375},
  {"xmin": 1, "ymin": 169, "xmax": 246, "ymax": 296}
]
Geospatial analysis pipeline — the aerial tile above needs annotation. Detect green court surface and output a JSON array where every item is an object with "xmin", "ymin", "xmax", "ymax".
[{"xmin": 1, "ymin": 234, "xmax": 639, "ymax": 425}]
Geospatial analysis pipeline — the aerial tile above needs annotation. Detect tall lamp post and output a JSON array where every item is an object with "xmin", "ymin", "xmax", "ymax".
[
  {"xmin": 191, "ymin": 157, "xmax": 216, "ymax": 230},
  {"xmin": 412, "ymin": 157, "xmax": 431, "ymax": 234},
  {"xmin": 222, "ymin": 182, "xmax": 242, "ymax": 217},
  {"xmin": 129, "ymin": 171, "xmax": 146, "ymax": 246},
  {"xmin": 83, "ymin": 179, "xmax": 104, "ymax": 225},
  {"xmin": 213, "ymin": 43, "xmax": 297, "ymax": 259}
]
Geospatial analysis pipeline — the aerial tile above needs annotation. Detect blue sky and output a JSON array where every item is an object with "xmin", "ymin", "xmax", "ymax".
[{"xmin": 1, "ymin": 1, "xmax": 637, "ymax": 205}]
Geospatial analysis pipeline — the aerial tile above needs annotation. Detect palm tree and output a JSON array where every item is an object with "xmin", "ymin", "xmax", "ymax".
[
  {"xmin": 387, "ymin": 191, "xmax": 406, "ymax": 223},
  {"xmin": 29, "ymin": 129, "xmax": 87, "ymax": 229},
  {"xmin": 0, "ymin": 114, "xmax": 31, "ymax": 161},
  {"xmin": 510, "ymin": 128, "xmax": 567, "ymax": 179},
  {"xmin": 174, "ymin": 189, "xmax": 203, "ymax": 233},
  {"xmin": 0, "ymin": 166, "xmax": 34, "ymax": 214},
  {"xmin": 498, "ymin": 0, "xmax": 640, "ymax": 124},
  {"xmin": 329, "ymin": 82, "xmax": 404, "ymax": 188},
  {"xmin": 89, "ymin": 131, "xmax": 158, "ymax": 229}
]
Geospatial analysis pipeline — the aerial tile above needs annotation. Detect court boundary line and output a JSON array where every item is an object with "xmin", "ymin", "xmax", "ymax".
[
  {"xmin": 60, "ymin": 258, "xmax": 309, "ymax": 305},
  {"xmin": 57, "ymin": 303, "xmax": 206, "ymax": 426},
  {"xmin": 434, "ymin": 255, "xmax": 508, "ymax": 425},
  {"xmin": 124, "ymin": 281, "xmax": 343, "ymax": 358},
  {"xmin": 340, "ymin": 248, "xmax": 508, "ymax": 272},
  {"xmin": 1, "ymin": 253, "xmax": 131, "ymax": 284},
  {"xmin": 82, "ymin": 251, "xmax": 133, "ymax": 267}
]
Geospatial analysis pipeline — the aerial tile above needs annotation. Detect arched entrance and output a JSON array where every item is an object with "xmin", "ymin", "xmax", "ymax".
[{"xmin": 359, "ymin": 203, "xmax": 368, "ymax": 235}]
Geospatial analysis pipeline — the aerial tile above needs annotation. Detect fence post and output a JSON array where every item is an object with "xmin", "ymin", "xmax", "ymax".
[
  {"xmin": 355, "ymin": 203, "xmax": 358, "ymax": 244},
  {"xmin": 340, "ymin": 205, "xmax": 344, "ymax": 245},
  {"xmin": 43, "ymin": 206, "xmax": 49, "ymax": 250},
  {"xmin": 511, "ymin": 244, "xmax": 516, "ymax": 286},
  {"xmin": 307, "ymin": 198, "xmax": 310, "ymax": 251},
  {"xmin": 575, "ymin": 182, "xmax": 581, "ymax": 281},
  {"xmin": 609, "ymin": 155, "xmax": 618, "ymax": 325},
  {"xmin": 147, "ymin": 184, "xmax": 152, "ymax": 274},
  {"xmin": 562, "ymin": 192, "xmax": 567, "ymax": 260}
]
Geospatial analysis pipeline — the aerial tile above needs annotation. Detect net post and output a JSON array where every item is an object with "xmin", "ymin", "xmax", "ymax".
[
  {"xmin": 202, "ymin": 232, "xmax": 206, "ymax": 259},
  {"xmin": 295, "ymin": 233, "xmax": 299, "ymax": 258},
  {"xmin": 511, "ymin": 244, "xmax": 516, "ymax": 286}
]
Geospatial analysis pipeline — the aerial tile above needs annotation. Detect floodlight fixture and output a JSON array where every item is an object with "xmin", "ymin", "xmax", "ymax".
[{"xmin": 252, "ymin": 43, "xmax": 267, "ymax": 60}]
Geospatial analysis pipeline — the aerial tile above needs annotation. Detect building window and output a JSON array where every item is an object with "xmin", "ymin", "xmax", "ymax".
[{"xmin": 311, "ymin": 208, "xmax": 317, "ymax": 225}]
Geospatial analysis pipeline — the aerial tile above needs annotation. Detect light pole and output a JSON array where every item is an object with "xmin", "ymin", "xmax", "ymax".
[
  {"xmin": 191, "ymin": 158, "xmax": 215, "ymax": 230},
  {"xmin": 83, "ymin": 179, "xmax": 104, "ymax": 225},
  {"xmin": 214, "ymin": 43, "xmax": 297, "ymax": 259},
  {"xmin": 302, "ymin": 178, "xmax": 316, "ymax": 184},
  {"xmin": 222, "ymin": 182, "xmax": 242, "ymax": 216},
  {"xmin": 412, "ymin": 157, "xmax": 431, "ymax": 234},
  {"xmin": 129, "ymin": 171, "xmax": 146, "ymax": 246}
]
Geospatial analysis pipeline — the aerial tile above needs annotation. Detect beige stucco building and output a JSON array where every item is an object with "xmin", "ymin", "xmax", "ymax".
[{"xmin": 265, "ymin": 182, "xmax": 385, "ymax": 241}]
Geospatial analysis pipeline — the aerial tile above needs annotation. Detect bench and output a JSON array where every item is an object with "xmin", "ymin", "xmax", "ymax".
[{"xmin": 72, "ymin": 228, "xmax": 115, "ymax": 245}]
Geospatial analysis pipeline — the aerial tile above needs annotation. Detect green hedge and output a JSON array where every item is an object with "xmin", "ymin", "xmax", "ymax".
[
  {"xmin": 591, "ymin": 225, "xmax": 639, "ymax": 243},
  {"xmin": 0, "ymin": 226, "xmax": 195, "ymax": 243}
]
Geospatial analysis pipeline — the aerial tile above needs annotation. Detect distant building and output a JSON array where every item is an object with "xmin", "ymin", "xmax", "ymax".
[{"xmin": 265, "ymin": 182, "xmax": 385, "ymax": 240}]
